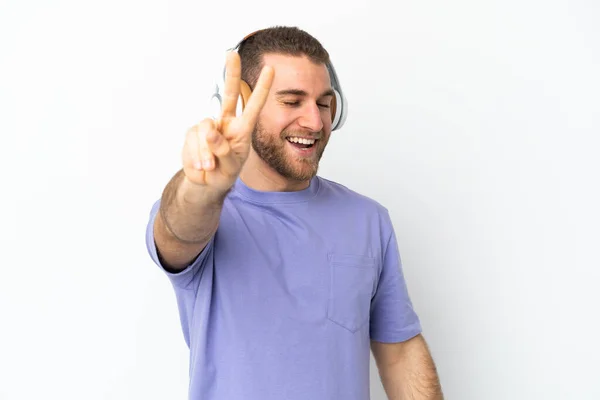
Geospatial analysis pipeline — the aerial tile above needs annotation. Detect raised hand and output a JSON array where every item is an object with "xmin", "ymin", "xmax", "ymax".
[{"xmin": 182, "ymin": 52, "xmax": 274, "ymax": 193}]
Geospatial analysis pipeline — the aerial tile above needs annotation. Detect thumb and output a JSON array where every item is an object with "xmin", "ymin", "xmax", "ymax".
[{"xmin": 205, "ymin": 128, "xmax": 240, "ymax": 177}]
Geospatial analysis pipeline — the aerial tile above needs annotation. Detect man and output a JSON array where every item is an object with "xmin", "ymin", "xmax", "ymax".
[{"xmin": 145, "ymin": 26, "xmax": 443, "ymax": 399}]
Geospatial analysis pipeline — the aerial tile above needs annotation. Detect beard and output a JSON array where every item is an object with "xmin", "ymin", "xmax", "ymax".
[{"xmin": 251, "ymin": 120, "xmax": 329, "ymax": 182}]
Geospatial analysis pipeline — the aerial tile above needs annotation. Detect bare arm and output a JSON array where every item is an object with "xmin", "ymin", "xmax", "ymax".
[
  {"xmin": 151, "ymin": 52, "xmax": 274, "ymax": 271},
  {"xmin": 371, "ymin": 334, "xmax": 443, "ymax": 399},
  {"xmin": 153, "ymin": 169, "xmax": 228, "ymax": 271}
]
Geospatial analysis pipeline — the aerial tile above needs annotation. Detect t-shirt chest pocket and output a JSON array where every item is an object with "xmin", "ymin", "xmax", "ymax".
[{"xmin": 327, "ymin": 253, "xmax": 378, "ymax": 333}]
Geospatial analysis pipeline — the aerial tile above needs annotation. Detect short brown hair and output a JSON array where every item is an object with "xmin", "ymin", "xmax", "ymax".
[{"xmin": 238, "ymin": 26, "xmax": 330, "ymax": 89}]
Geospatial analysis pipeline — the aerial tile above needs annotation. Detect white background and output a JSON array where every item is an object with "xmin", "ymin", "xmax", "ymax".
[{"xmin": 1, "ymin": 0, "xmax": 599, "ymax": 399}]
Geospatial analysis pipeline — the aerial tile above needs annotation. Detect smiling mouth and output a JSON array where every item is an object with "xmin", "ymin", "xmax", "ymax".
[{"xmin": 286, "ymin": 136, "xmax": 318, "ymax": 149}]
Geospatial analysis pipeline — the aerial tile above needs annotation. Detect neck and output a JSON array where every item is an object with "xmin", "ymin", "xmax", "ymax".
[{"xmin": 239, "ymin": 150, "xmax": 311, "ymax": 192}]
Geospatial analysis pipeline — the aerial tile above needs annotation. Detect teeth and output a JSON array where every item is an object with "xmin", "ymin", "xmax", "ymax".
[{"xmin": 287, "ymin": 137, "xmax": 316, "ymax": 145}]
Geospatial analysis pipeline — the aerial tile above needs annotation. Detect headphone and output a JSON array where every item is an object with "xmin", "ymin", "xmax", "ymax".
[{"xmin": 210, "ymin": 30, "xmax": 348, "ymax": 131}]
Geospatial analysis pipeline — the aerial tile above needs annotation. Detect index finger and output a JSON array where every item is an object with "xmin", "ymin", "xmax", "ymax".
[
  {"xmin": 240, "ymin": 65, "xmax": 274, "ymax": 131},
  {"xmin": 220, "ymin": 52, "xmax": 242, "ymax": 118}
]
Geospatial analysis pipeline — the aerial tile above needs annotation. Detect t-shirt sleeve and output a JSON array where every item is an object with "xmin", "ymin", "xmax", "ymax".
[
  {"xmin": 145, "ymin": 199, "xmax": 214, "ymax": 290},
  {"xmin": 370, "ymin": 218, "xmax": 422, "ymax": 343}
]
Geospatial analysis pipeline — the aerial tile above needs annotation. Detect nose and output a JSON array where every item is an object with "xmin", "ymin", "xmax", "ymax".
[{"xmin": 297, "ymin": 103, "xmax": 324, "ymax": 133}]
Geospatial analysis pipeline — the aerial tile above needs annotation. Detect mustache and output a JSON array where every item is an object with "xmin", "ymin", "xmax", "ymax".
[{"xmin": 281, "ymin": 130, "xmax": 324, "ymax": 140}]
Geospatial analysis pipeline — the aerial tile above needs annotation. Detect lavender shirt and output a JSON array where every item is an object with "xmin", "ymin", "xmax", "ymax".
[{"xmin": 145, "ymin": 175, "xmax": 421, "ymax": 400}]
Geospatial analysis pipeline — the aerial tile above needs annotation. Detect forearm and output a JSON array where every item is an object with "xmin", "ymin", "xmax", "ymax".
[
  {"xmin": 154, "ymin": 169, "xmax": 229, "ymax": 270},
  {"xmin": 373, "ymin": 336, "xmax": 443, "ymax": 400},
  {"xmin": 379, "ymin": 358, "xmax": 442, "ymax": 399}
]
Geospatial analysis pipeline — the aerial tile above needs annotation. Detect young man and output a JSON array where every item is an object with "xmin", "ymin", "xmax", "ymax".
[{"xmin": 145, "ymin": 26, "xmax": 443, "ymax": 399}]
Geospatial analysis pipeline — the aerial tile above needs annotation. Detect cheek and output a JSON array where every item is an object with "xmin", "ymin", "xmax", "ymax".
[
  {"xmin": 321, "ymin": 108, "xmax": 333, "ymax": 126},
  {"xmin": 259, "ymin": 104, "xmax": 291, "ymax": 133}
]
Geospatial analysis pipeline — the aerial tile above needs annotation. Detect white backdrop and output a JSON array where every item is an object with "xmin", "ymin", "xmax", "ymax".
[{"xmin": 1, "ymin": 0, "xmax": 599, "ymax": 399}]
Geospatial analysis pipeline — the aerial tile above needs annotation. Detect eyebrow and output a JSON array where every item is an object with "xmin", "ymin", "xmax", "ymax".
[{"xmin": 275, "ymin": 88, "xmax": 335, "ymax": 98}]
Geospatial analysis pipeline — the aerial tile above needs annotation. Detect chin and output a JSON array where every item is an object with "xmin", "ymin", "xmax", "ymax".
[
  {"xmin": 291, "ymin": 165, "xmax": 319, "ymax": 181},
  {"xmin": 284, "ymin": 150, "xmax": 322, "ymax": 181}
]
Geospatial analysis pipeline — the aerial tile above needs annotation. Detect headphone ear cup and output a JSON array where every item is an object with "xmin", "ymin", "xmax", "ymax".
[
  {"xmin": 331, "ymin": 90, "xmax": 343, "ymax": 130},
  {"xmin": 330, "ymin": 94, "xmax": 338, "ymax": 127}
]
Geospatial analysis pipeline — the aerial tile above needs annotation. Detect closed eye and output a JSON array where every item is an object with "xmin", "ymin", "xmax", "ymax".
[{"xmin": 282, "ymin": 101, "xmax": 330, "ymax": 109}]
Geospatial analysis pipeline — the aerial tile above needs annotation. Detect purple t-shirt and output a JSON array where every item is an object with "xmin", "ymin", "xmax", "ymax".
[{"xmin": 145, "ymin": 175, "xmax": 421, "ymax": 400}]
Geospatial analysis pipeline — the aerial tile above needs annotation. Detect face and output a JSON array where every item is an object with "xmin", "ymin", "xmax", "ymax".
[{"xmin": 250, "ymin": 54, "xmax": 334, "ymax": 182}]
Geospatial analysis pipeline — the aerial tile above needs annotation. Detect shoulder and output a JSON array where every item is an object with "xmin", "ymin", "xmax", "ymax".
[{"xmin": 316, "ymin": 176, "xmax": 391, "ymax": 219}]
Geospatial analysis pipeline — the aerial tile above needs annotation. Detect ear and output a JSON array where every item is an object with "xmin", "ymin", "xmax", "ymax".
[{"xmin": 239, "ymin": 80, "xmax": 253, "ymax": 112}]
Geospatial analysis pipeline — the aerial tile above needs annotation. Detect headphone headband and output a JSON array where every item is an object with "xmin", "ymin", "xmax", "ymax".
[{"xmin": 211, "ymin": 30, "xmax": 348, "ymax": 131}]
